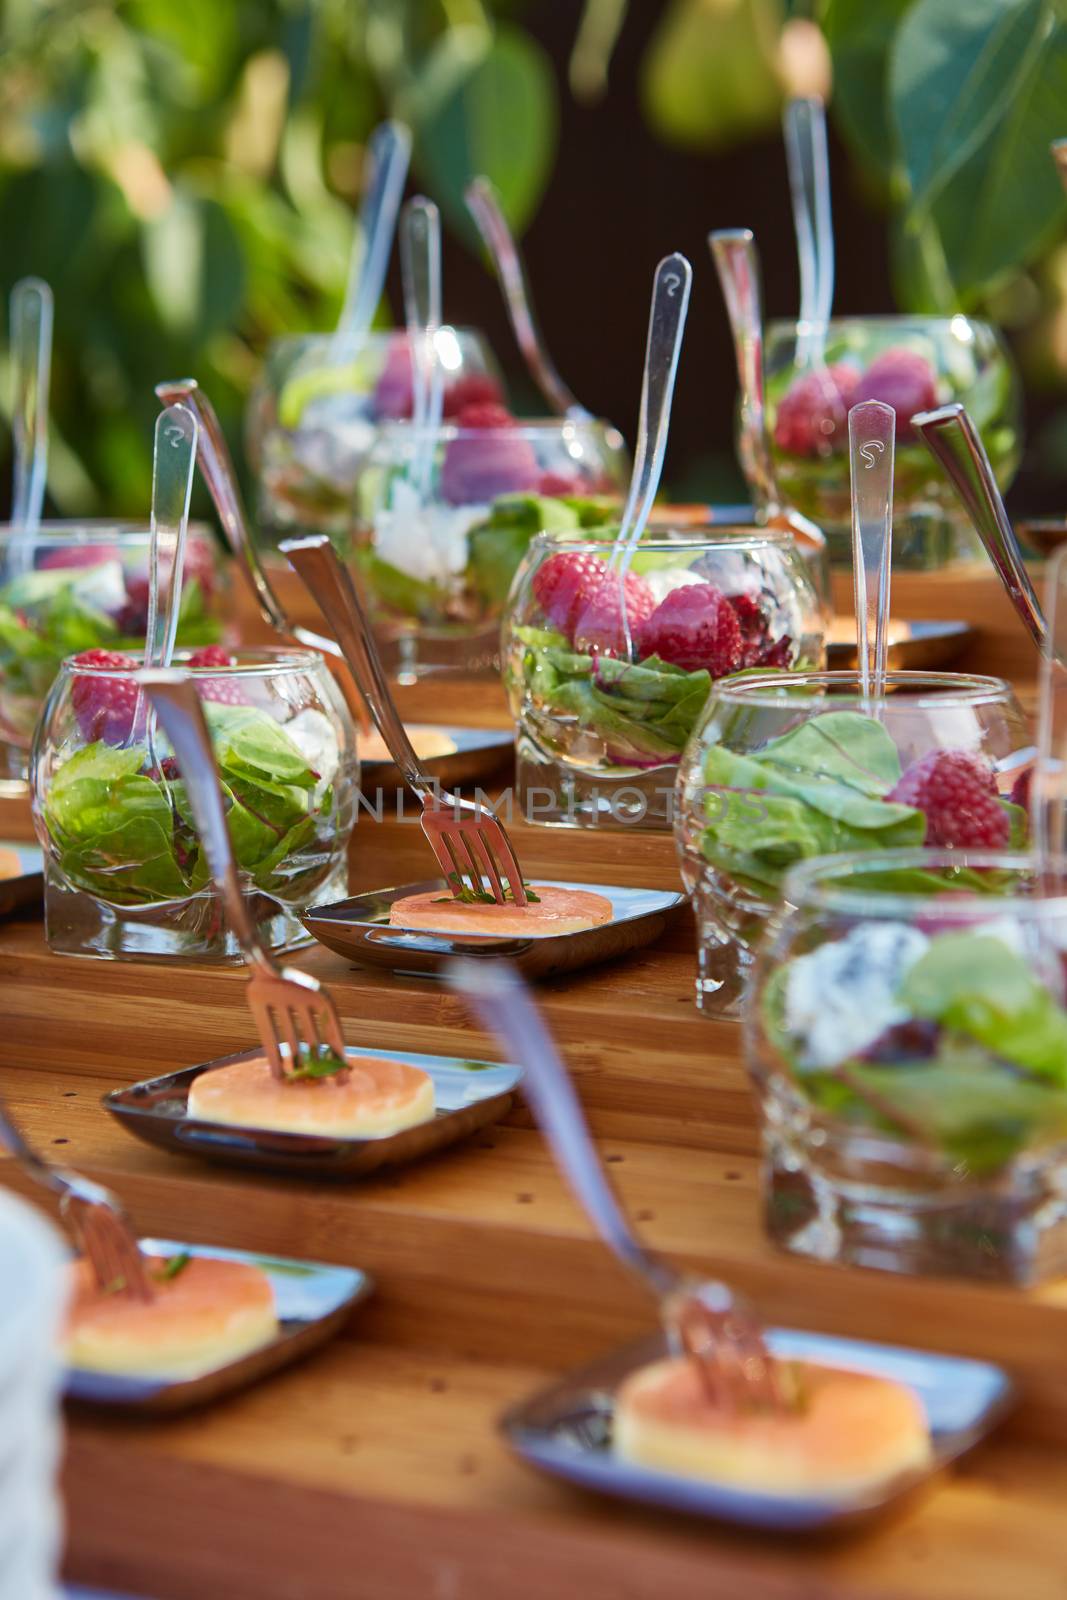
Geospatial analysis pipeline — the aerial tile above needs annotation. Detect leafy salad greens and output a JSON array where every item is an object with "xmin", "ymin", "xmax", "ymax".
[
  {"xmin": 700, "ymin": 711, "xmax": 1025, "ymax": 896},
  {"xmin": 764, "ymin": 930, "xmax": 1067, "ymax": 1176},
  {"xmin": 43, "ymin": 703, "xmax": 333, "ymax": 908}
]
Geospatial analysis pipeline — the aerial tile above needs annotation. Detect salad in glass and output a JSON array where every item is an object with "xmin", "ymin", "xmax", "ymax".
[
  {"xmin": 675, "ymin": 671, "xmax": 1033, "ymax": 1013},
  {"xmin": 763, "ymin": 316, "xmax": 1021, "ymax": 567},
  {"xmin": 246, "ymin": 327, "xmax": 505, "ymax": 550},
  {"xmin": 504, "ymin": 527, "xmax": 824, "ymax": 828},
  {"xmin": 0, "ymin": 522, "xmax": 227, "ymax": 784},
  {"xmin": 355, "ymin": 406, "xmax": 627, "ymax": 677},
  {"xmin": 748, "ymin": 849, "xmax": 1067, "ymax": 1282},
  {"xmin": 32, "ymin": 646, "xmax": 357, "ymax": 960}
]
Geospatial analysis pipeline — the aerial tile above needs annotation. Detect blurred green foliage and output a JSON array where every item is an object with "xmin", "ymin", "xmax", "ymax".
[
  {"xmin": 2, "ymin": 0, "xmax": 1066, "ymax": 520},
  {"xmin": 0, "ymin": 0, "xmax": 557, "ymax": 517}
]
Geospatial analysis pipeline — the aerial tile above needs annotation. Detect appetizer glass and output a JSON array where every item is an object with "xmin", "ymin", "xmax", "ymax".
[
  {"xmin": 0, "ymin": 521, "xmax": 228, "ymax": 787},
  {"xmin": 675, "ymin": 671, "xmax": 1033, "ymax": 1015},
  {"xmin": 356, "ymin": 418, "xmax": 627, "ymax": 679},
  {"xmin": 504, "ymin": 527, "xmax": 824, "ymax": 830},
  {"xmin": 246, "ymin": 327, "xmax": 504, "ymax": 551},
  {"xmin": 764, "ymin": 316, "xmax": 1021, "ymax": 568},
  {"xmin": 32, "ymin": 646, "xmax": 358, "ymax": 961},
  {"xmin": 747, "ymin": 849, "xmax": 1067, "ymax": 1283}
]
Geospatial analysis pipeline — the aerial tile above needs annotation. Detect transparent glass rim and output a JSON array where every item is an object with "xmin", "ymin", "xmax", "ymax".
[
  {"xmin": 530, "ymin": 526, "xmax": 794, "ymax": 557},
  {"xmin": 766, "ymin": 314, "xmax": 997, "ymax": 336},
  {"xmin": 59, "ymin": 646, "xmax": 319, "ymax": 680},
  {"xmin": 377, "ymin": 418, "xmax": 618, "ymax": 445},
  {"xmin": 708, "ymin": 668, "xmax": 1014, "ymax": 709},
  {"xmin": 265, "ymin": 325, "xmax": 487, "ymax": 357},
  {"xmin": 781, "ymin": 848, "xmax": 1055, "ymax": 920},
  {"xmin": 0, "ymin": 520, "xmax": 215, "ymax": 546}
]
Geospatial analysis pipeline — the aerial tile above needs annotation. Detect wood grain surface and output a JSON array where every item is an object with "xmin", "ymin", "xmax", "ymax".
[{"xmin": 0, "ymin": 563, "xmax": 1056, "ymax": 1600}]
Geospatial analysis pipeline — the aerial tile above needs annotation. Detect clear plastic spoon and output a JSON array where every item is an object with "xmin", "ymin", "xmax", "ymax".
[
  {"xmin": 400, "ymin": 195, "xmax": 443, "ymax": 501},
  {"xmin": 132, "ymin": 403, "xmax": 198, "ymax": 751},
  {"xmin": 1033, "ymin": 545, "xmax": 1067, "ymax": 887},
  {"xmin": 848, "ymin": 399, "xmax": 895, "ymax": 701},
  {"xmin": 784, "ymin": 95, "xmax": 834, "ymax": 370},
  {"xmin": 465, "ymin": 175, "xmax": 590, "ymax": 422},
  {"xmin": 8, "ymin": 277, "xmax": 53, "ymax": 577},
  {"xmin": 606, "ymin": 252, "xmax": 692, "ymax": 655},
  {"xmin": 336, "ymin": 120, "xmax": 412, "ymax": 345}
]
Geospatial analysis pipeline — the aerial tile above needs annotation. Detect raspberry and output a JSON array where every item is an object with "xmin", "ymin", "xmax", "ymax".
[
  {"xmin": 188, "ymin": 644, "xmax": 245, "ymax": 706},
  {"xmin": 728, "ymin": 592, "xmax": 769, "ymax": 666},
  {"xmin": 772, "ymin": 364, "xmax": 858, "ymax": 457},
  {"xmin": 753, "ymin": 634, "xmax": 794, "ymax": 669},
  {"xmin": 888, "ymin": 749, "xmax": 1009, "ymax": 848},
  {"xmin": 440, "ymin": 409, "xmax": 539, "ymax": 505},
  {"xmin": 533, "ymin": 552, "xmax": 609, "ymax": 636},
  {"xmin": 372, "ymin": 335, "xmax": 415, "ymax": 420},
  {"xmin": 538, "ymin": 471, "xmax": 585, "ymax": 498},
  {"xmin": 70, "ymin": 649, "xmax": 139, "ymax": 745},
  {"xmin": 573, "ymin": 569, "xmax": 656, "ymax": 656},
  {"xmin": 453, "ymin": 402, "xmax": 515, "ymax": 430},
  {"xmin": 39, "ymin": 545, "xmax": 119, "ymax": 571},
  {"xmin": 443, "ymin": 373, "xmax": 504, "ymax": 417},
  {"xmin": 187, "ymin": 645, "xmax": 235, "ymax": 669},
  {"xmin": 852, "ymin": 349, "xmax": 937, "ymax": 442},
  {"xmin": 116, "ymin": 535, "xmax": 217, "ymax": 635},
  {"xmin": 1010, "ymin": 767, "xmax": 1032, "ymax": 812},
  {"xmin": 636, "ymin": 583, "xmax": 743, "ymax": 676}
]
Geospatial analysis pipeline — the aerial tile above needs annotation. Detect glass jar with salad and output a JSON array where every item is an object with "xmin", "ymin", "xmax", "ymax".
[
  {"xmin": 748, "ymin": 848, "xmax": 1067, "ymax": 1282},
  {"xmin": 504, "ymin": 527, "xmax": 824, "ymax": 829},
  {"xmin": 355, "ymin": 408, "xmax": 627, "ymax": 678},
  {"xmin": 32, "ymin": 646, "xmax": 358, "ymax": 961},
  {"xmin": 0, "ymin": 522, "xmax": 229, "ymax": 787},
  {"xmin": 246, "ymin": 327, "xmax": 506, "ymax": 553},
  {"xmin": 763, "ymin": 316, "xmax": 1021, "ymax": 568},
  {"xmin": 674, "ymin": 670, "xmax": 1033, "ymax": 1015}
]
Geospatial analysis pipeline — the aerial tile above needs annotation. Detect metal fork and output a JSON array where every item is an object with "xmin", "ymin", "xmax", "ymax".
[
  {"xmin": 0, "ymin": 1093, "xmax": 151, "ymax": 1300},
  {"xmin": 282, "ymin": 534, "xmax": 528, "ymax": 907},
  {"xmin": 447, "ymin": 958, "xmax": 787, "ymax": 1414},
  {"xmin": 141, "ymin": 669, "xmax": 350, "ymax": 1082}
]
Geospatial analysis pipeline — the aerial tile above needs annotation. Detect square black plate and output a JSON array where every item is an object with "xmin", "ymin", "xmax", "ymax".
[
  {"xmin": 103, "ymin": 1045, "xmax": 521, "ymax": 1178},
  {"xmin": 303, "ymin": 878, "xmax": 686, "ymax": 979},
  {"xmin": 66, "ymin": 1238, "xmax": 372, "ymax": 1414},
  {"xmin": 502, "ymin": 1327, "xmax": 1013, "ymax": 1531},
  {"xmin": 0, "ymin": 841, "xmax": 42, "ymax": 918}
]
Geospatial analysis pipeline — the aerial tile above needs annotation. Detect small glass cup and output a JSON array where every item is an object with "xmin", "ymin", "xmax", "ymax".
[
  {"xmin": 357, "ymin": 417, "xmax": 628, "ymax": 679},
  {"xmin": 32, "ymin": 646, "xmax": 358, "ymax": 961},
  {"xmin": 747, "ymin": 848, "xmax": 1067, "ymax": 1283},
  {"xmin": 246, "ymin": 327, "xmax": 505, "ymax": 551},
  {"xmin": 504, "ymin": 527, "xmax": 824, "ymax": 830},
  {"xmin": 763, "ymin": 315, "xmax": 1021, "ymax": 568},
  {"xmin": 675, "ymin": 671, "xmax": 1033, "ymax": 1014},
  {"xmin": 0, "ymin": 521, "xmax": 229, "ymax": 789}
]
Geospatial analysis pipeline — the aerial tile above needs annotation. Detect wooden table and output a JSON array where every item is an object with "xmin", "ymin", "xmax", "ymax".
[{"xmin": 2, "ymin": 567, "xmax": 1063, "ymax": 1600}]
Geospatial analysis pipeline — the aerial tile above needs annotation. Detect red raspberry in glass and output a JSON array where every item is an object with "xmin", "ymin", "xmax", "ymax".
[
  {"xmin": 442, "ymin": 372, "xmax": 504, "ymax": 417},
  {"xmin": 636, "ymin": 583, "xmax": 743, "ymax": 676},
  {"xmin": 573, "ymin": 569, "xmax": 656, "ymax": 656},
  {"xmin": 851, "ymin": 348, "xmax": 938, "ymax": 442},
  {"xmin": 532, "ymin": 552, "xmax": 608, "ymax": 637},
  {"xmin": 440, "ymin": 404, "xmax": 539, "ymax": 504},
  {"xmin": 188, "ymin": 644, "xmax": 245, "ymax": 706},
  {"xmin": 537, "ymin": 471, "xmax": 585, "ymax": 498},
  {"xmin": 888, "ymin": 748, "xmax": 1009, "ymax": 848},
  {"xmin": 772, "ymin": 364, "xmax": 858, "ymax": 456},
  {"xmin": 70, "ymin": 649, "xmax": 139, "ymax": 745},
  {"xmin": 39, "ymin": 545, "xmax": 120, "ymax": 571},
  {"xmin": 372, "ymin": 335, "xmax": 415, "ymax": 420}
]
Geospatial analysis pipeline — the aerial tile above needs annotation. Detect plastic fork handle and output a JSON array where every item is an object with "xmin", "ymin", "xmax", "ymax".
[
  {"xmin": 708, "ymin": 230, "xmax": 779, "ymax": 518},
  {"xmin": 281, "ymin": 535, "xmax": 433, "ymax": 800},
  {"xmin": 447, "ymin": 959, "xmax": 679, "ymax": 1300},
  {"xmin": 783, "ymin": 96, "xmax": 834, "ymax": 365},
  {"xmin": 913, "ymin": 403, "xmax": 1046, "ymax": 649},
  {"xmin": 141, "ymin": 670, "xmax": 279, "ymax": 972},
  {"xmin": 465, "ymin": 176, "xmax": 589, "ymax": 422},
  {"xmin": 153, "ymin": 379, "xmax": 345, "ymax": 663}
]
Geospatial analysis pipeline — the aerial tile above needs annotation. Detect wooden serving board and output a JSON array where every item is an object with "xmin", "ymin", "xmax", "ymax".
[{"xmin": 0, "ymin": 565, "xmax": 1057, "ymax": 1600}]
